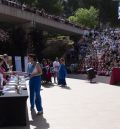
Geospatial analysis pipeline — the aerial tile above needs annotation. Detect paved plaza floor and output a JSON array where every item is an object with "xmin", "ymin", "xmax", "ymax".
[{"xmin": 2, "ymin": 74, "xmax": 120, "ymax": 129}]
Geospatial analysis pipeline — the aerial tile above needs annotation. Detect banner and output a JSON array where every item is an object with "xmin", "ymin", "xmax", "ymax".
[
  {"xmin": 15, "ymin": 56, "xmax": 22, "ymax": 71},
  {"xmin": 24, "ymin": 56, "xmax": 28, "ymax": 72}
]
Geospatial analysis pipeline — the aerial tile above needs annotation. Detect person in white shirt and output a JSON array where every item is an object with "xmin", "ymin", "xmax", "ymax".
[{"xmin": 53, "ymin": 57, "xmax": 60, "ymax": 84}]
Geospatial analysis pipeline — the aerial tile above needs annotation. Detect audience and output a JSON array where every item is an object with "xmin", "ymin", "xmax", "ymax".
[
  {"xmin": 75, "ymin": 28, "xmax": 120, "ymax": 76},
  {"xmin": 1, "ymin": 0, "xmax": 120, "ymax": 77}
]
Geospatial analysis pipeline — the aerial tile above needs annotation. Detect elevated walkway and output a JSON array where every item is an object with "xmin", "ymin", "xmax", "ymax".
[{"xmin": 0, "ymin": 1, "xmax": 87, "ymax": 35}]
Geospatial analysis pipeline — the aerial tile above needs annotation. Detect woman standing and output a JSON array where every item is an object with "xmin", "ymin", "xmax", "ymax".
[
  {"xmin": 27, "ymin": 54, "xmax": 43, "ymax": 115},
  {"xmin": 58, "ymin": 58, "xmax": 67, "ymax": 87}
]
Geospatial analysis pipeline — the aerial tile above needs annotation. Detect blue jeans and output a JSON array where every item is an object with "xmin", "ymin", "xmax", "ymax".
[{"xmin": 29, "ymin": 76, "xmax": 43, "ymax": 111}]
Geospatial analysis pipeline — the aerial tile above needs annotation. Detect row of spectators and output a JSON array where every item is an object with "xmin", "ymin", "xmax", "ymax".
[
  {"xmin": 0, "ymin": 0, "xmax": 83, "ymax": 29},
  {"xmin": 90, "ymin": 29, "xmax": 120, "ymax": 76},
  {"xmin": 68, "ymin": 28, "xmax": 120, "ymax": 76}
]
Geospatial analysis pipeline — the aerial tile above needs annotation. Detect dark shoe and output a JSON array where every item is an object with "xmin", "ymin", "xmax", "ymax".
[
  {"xmin": 61, "ymin": 84, "xmax": 67, "ymax": 87},
  {"xmin": 37, "ymin": 111, "xmax": 43, "ymax": 115}
]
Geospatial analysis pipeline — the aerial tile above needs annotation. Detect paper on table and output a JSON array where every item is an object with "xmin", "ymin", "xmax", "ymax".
[{"xmin": 3, "ymin": 90, "xmax": 16, "ymax": 94}]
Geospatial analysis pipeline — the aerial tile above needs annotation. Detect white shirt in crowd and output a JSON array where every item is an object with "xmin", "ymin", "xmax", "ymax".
[{"xmin": 53, "ymin": 61, "xmax": 60, "ymax": 72}]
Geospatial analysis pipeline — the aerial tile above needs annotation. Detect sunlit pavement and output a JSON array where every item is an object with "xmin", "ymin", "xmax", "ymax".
[{"xmin": 2, "ymin": 74, "xmax": 120, "ymax": 129}]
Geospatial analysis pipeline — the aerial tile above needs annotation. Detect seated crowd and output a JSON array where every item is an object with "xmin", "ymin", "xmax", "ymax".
[{"xmin": 70, "ymin": 28, "xmax": 120, "ymax": 76}]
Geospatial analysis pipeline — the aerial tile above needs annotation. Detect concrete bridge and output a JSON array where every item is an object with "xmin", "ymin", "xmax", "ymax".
[{"xmin": 0, "ymin": 1, "xmax": 88, "ymax": 35}]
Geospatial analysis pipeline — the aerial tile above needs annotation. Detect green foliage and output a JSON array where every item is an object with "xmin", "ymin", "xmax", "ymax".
[
  {"xmin": 64, "ymin": 0, "xmax": 119, "ymax": 26},
  {"xmin": 80, "ymin": 0, "xmax": 119, "ymax": 26},
  {"xmin": 68, "ymin": 16, "xmax": 77, "ymax": 23},
  {"xmin": 68, "ymin": 6, "xmax": 99, "ymax": 28}
]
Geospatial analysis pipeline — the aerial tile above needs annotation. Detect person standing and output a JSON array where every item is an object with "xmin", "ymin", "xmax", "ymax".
[
  {"xmin": 58, "ymin": 58, "xmax": 67, "ymax": 87},
  {"xmin": 0, "ymin": 57, "xmax": 6, "ymax": 87},
  {"xmin": 27, "ymin": 54, "xmax": 43, "ymax": 115},
  {"xmin": 2, "ymin": 54, "xmax": 10, "ymax": 72},
  {"xmin": 53, "ymin": 57, "xmax": 60, "ymax": 84},
  {"xmin": 86, "ymin": 67, "xmax": 96, "ymax": 83}
]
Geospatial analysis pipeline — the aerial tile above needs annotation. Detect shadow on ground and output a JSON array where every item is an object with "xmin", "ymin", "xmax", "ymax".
[
  {"xmin": 1, "ymin": 109, "xmax": 50, "ymax": 129},
  {"xmin": 29, "ymin": 110, "xmax": 50, "ymax": 129},
  {"xmin": 1, "ymin": 99, "xmax": 49, "ymax": 129},
  {"xmin": 42, "ymin": 82, "xmax": 56, "ymax": 88},
  {"xmin": 59, "ymin": 85, "xmax": 71, "ymax": 90},
  {"xmin": 67, "ymin": 74, "xmax": 111, "ymax": 84}
]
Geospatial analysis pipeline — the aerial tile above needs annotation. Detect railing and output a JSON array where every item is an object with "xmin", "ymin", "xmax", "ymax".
[{"xmin": 0, "ymin": 0, "xmax": 83, "ymax": 30}]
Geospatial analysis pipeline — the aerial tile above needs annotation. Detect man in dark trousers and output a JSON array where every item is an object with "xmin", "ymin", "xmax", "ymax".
[{"xmin": 87, "ymin": 67, "xmax": 96, "ymax": 83}]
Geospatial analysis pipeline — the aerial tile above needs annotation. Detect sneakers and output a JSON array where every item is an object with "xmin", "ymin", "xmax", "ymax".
[{"xmin": 37, "ymin": 111, "xmax": 43, "ymax": 115}]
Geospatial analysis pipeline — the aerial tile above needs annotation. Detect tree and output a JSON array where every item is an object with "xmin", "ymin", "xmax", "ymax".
[
  {"xmin": 68, "ymin": 6, "xmax": 99, "ymax": 28},
  {"xmin": 81, "ymin": 0, "xmax": 119, "ymax": 26},
  {"xmin": 65, "ymin": 0, "xmax": 119, "ymax": 26}
]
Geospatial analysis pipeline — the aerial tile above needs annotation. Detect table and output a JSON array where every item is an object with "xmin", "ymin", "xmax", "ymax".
[
  {"xmin": 0, "ymin": 76, "xmax": 28, "ymax": 127},
  {"xmin": 110, "ymin": 68, "xmax": 120, "ymax": 85}
]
